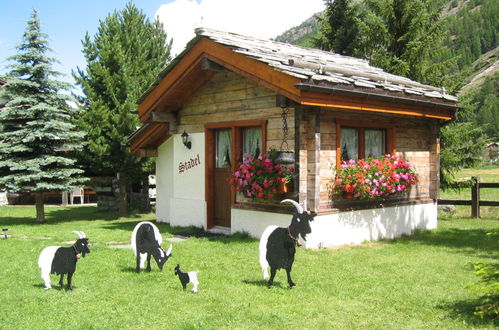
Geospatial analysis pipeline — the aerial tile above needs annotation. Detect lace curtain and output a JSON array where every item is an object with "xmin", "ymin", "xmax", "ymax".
[
  {"xmin": 243, "ymin": 127, "xmax": 262, "ymax": 159},
  {"xmin": 216, "ymin": 129, "xmax": 232, "ymax": 168},
  {"xmin": 365, "ymin": 129, "xmax": 385, "ymax": 158},
  {"xmin": 340, "ymin": 128, "xmax": 359, "ymax": 161}
]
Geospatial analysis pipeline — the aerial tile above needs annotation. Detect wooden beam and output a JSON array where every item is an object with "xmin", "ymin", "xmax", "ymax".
[
  {"xmin": 300, "ymin": 91, "xmax": 455, "ymax": 120},
  {"xmin": 201, "ymin": 58, "xmax": 227, "ymax": 71},
  {"xmin": 150, "ymin": 111, "xmax": 178, "ymax": 133},
  {"xmin": 136, "ymin": 149, "xmax": 158, "ymax": 157},
  {"xmin": 150, "ymin": 111, "xmax": 176, "ymax": 122}
]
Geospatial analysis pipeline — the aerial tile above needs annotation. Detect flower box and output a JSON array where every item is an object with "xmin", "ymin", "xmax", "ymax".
[
  {"xmin": 228, "ymin": 152, "xmax": 294, "ymax": 200},
  {"xmin": 333, "ymin": 154, "xmax": 418, "ymax": 200}
]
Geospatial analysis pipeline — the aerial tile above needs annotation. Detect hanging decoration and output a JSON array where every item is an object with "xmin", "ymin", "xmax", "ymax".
[{"xmin": 273, "ymin": 105, "xmax": 294, "ymax": 165}]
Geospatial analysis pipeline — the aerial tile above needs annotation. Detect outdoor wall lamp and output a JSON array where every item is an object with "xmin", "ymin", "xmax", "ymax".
[{"xmin": 181, "ymin": 130, "xmax": 192, "ymax": 149}]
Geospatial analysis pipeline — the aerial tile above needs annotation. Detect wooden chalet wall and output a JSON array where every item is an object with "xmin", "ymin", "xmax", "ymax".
[
  {"xmin": 176, "ymin": 71, "xmax": 294, "ymax": 150},
  {"xmin": 299, "ymin": 108, "xmax": 440, "ymax": 213},
  {"xmin": 167, "ymin": 70, "xmax": 439, "ymax": 214}
]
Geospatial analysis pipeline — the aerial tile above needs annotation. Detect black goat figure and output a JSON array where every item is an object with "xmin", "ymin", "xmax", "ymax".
[
  {"xmin": 259, "ymin": 199, "xmax": 316, "ymax": 288},
  {"xmin": 131, "ymin": 221, "xmax": 172, "ymax": 273},
  {"xmin": 174, "ymin": 264, "xmax": 199, "ymax": 293},
  {"xmin": 38, "ymin": 231, "xmax": 90, "ymax": 290}
]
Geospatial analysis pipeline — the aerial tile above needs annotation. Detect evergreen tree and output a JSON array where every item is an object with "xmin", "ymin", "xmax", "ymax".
[
  {"xmin": 73, "ymin": 2, "xmax": 171, "ymax": 217},
  {"xmin": 316, "ymin": 0, "xmax": 449, "ymax": 85},
  {"xmin": 440, "ymin": 122, "xmax": 489, "ymax": 188},
  {"xmin": 314, "ymin": 0, "xmax": 362, "ymax": 55},
  {"xmin": 0, "ymin": 10, "xmax": 86, "ymax": 222}
]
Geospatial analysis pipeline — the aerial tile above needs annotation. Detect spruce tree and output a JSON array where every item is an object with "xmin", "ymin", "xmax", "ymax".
[
  {"xmin": 314, "ymin": 0, "xmax": 362, "ymax": 55},
  {"xmin": 0, "ymin": 10, "xmax": 86, "ymax": 222},
  {"xmin": 73, "ymin": 2, "xmax": 171, "ymax": 217},
  {"xmin": 316, "ymin": 0, "xmax": 448, "ymax": 85}
]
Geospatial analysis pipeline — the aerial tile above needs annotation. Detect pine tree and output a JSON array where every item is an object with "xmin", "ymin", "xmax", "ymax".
[
  {"xmin": 73, "ymin": 2, "xmax": 171, "ymax": 217},
  {"xmin": 316, "ymin": 0, "xmax": 449, "ymax": 85},
  {"xmin": 0, "ymin": 10, "xmax": 86, "ymax": 222},
  {"xmin": 314, "ymin": 0, "xmax": 362, "ymax": 55}
]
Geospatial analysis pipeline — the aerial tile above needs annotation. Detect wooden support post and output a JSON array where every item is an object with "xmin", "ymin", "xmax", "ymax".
[{"xmin": 471, "ymin": 176, "xmax": 480, "ymax": 218}]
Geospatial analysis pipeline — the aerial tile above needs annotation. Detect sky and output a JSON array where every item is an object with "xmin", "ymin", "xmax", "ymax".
[{"xmin": 0, "ymin": 0, "xmax": 324, "ymax": 91}]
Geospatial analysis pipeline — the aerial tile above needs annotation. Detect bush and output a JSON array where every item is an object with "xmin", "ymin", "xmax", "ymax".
[{"xmin": 466, "ymin": 232, "xmax": 499, "ymax": 319}]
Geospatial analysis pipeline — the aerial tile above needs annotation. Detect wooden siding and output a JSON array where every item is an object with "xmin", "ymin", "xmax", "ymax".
[
  {"xmin": 317, "ymin": 109, "xmax": 439, "ymax": 211},
  {"xmin": 177, "ymin": 71, "xmax": 294, "ymax": 151},
  {"xmin": 152, "ymin": 70, "xmax": 439, "ymax": 213}
]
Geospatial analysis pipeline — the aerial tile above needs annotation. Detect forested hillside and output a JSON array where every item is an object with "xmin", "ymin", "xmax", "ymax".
[{"xmin": 275, "ymin": 0, "xmax": 498, "ymax": 140}]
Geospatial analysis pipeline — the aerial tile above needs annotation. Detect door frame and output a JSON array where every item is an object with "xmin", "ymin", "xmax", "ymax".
[{"xmin": 205, "ymin": 120, "xmax": 267, "ymax": 228}]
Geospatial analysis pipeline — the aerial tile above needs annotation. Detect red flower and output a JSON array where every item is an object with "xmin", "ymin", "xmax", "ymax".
[
  {"xmin": 228, "ymin": 152, "xmax": 295, "ymax": 200},
  {"xmin": 333, "ymin": 154, "xmax": 418, "ymax": 200}
]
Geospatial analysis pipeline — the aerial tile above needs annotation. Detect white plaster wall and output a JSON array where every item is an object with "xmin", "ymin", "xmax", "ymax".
[
  {"xmin": 156, "ymin": 138, "xmax": 173, "ymax": 222},
  {"xmin": 155, "ymin": 133, "xmax": 206, "ymax": 228},
  {"xmin": 231, "ymin": 209, "xmax": 291, "ymax": 236},
  {"xmin": 231, "ymin": 202, "xmax": 437, "ymax": 249}
]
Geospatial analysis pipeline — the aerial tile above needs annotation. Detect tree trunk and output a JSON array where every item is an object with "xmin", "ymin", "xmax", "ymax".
[
  {"xmin": 140, "ymin": 172, "xmax": 151, "ymax": 213},
  {"xmin": 117, "ymin": 171, "xmax": 128, "ymax": 218},
  {"xmin": 35, "ymin": 192, "xmax": 45, "ymax": 223}
]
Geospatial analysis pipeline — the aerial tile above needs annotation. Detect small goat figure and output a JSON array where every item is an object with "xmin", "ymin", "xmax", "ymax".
[
  {"xmin": 38, "ymin": 231, "xmax": 90, "ymax": 290},
  {"xmin": 131, "ymin": 221, "xmax": 172, "ymax": 273},
  {"xmin": 174, "ymin": 264, "xmax": 199, "ymax": 293},
  {"xmin": 259, "ymin": 199, "xmax": 316, "ymax": 288}
]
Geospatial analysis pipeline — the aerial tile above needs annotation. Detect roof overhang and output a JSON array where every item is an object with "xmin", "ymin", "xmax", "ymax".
[
  {"xmin": 132, "ymin": 35, "xmax": 457, "ymax": 155},
  {"xmin": 138, "ymin": 37, "xmax": 301, "ymax": 123},
  {"xmin": 129, "ymin": 123, "xmax": 170, "ymax": 157}
]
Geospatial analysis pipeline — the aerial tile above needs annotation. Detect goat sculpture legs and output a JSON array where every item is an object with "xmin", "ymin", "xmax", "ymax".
[
  {"xmin": 57, "ymin": 273, "xmax": 74, "ymax": 290},
  {"xmin": 67, "ymin": 272, "xmax": 74, "ymax": 290},
  {"xmin": 268, "ymin": 268, "xmax": 277, "ymax": 288},
  {"xmin": 59, "ymin": 274, "xmax": 64, "ymax": 287},
  {"xmin": 286, "ymin": 267, "xmax": 295, "ymax": 288},
  {"xmin": 267, "ymin": 267, "xmax": 295, "ymax": 288},
  {"xmin": 136, "ymin": 253, "xmax": 150, "ymax": 273},
  {"xmin": 146, "ymin": 254, "xmax": 152, "ymax": 272}
]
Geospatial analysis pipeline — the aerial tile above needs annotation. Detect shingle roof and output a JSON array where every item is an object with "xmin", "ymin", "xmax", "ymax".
[{"xmin": 195, "ymin": 28, "xmax": 456, "ymax": 103}]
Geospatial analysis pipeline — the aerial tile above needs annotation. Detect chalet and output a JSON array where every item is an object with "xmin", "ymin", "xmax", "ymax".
[{"xmin": 129, "ymin": 28, "xmax": 457, "ymax": 248}]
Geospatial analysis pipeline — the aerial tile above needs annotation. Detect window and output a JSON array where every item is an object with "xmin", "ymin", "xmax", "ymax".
[
  {"xmin": 336, "ymin": 120, "xmax": 395, "ymax": 164},
  {"xmin": 242, "ymin": 127, "xmax": 262, "ymax": 159},
  {"xmin": 216, "ymin": 129, "xmax": 232, "ymax": 168}
]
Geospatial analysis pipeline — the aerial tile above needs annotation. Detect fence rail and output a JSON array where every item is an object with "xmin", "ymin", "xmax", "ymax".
[{"xmin": 438, "ymin": 177, "xmax": 499, "ymax": 218}]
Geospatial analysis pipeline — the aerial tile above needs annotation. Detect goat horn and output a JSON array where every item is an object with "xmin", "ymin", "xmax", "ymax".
[
  {"xmin": 281, "ymin": 199, "xmax": 303, "ymax": 214},
  {"xmin": 166, "ymin": 244, "xmax": 172, "ymax": 256},
  {"xmin": 302, "ymin": 199, "xmax": 308, "ymax": 213},
  {"xmin": 72, "ymin": 231, "xmax": 85, "ymax": 239}
]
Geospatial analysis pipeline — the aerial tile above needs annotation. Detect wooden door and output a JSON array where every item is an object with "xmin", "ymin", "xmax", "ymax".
[{"xmin": 213, "ymin": 129, "xmax": 232, "ymax": 227}]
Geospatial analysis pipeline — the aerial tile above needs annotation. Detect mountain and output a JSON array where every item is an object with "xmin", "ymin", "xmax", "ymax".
[{"xmin": 273, "ymin": 15, "xmax": 320, "ymax": 48}]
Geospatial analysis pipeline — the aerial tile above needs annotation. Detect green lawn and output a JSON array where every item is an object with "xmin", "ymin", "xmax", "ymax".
[{"xmin": 0, "ymin": 206, "xmax": 497, "ymax": 329}]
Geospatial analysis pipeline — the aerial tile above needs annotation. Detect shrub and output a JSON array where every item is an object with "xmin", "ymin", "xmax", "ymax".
[{"xmin": 466, "ymin": 232, "xmax": 499, "ymax": 319}]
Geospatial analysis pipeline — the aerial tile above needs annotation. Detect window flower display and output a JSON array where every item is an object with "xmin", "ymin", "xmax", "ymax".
[
  {"xmin": 333, "ymin": 154, "xmax": 418, "ymax": 200},
  {"xmin": 228, "ymin": 152, "xmax": 295, "ymax": 199}
]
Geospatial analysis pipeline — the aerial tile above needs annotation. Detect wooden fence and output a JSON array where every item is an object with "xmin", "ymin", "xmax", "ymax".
[{"xmin": 438, "ymin": 177, "xmax": 499, "ymax": 218}]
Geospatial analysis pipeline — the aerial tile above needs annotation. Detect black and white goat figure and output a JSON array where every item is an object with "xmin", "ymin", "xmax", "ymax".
[
  {"xmin": 131, "ymin": 221, "xmax": 172, "ymax": 273},
  {"xmin": 38, "ymin": 231, "xmax": 90, "ymax": 290},
  {"xmin": 259, "ymin": 199, "xmax": 316, "ymax": 288},
  {"xmin": 174, "ymin": 264, "xmax": 199, "ymax": 293}
]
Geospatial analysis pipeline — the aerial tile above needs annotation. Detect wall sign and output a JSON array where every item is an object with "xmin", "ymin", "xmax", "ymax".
[{"xmin": 178, "ymin": 154, "xmax": 201, "ymax": 174}]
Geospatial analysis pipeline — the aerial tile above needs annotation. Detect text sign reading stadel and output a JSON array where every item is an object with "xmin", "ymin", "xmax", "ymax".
[{"xmin": 178, "ymin": 154, "xmax": 201, "ymax": 174}]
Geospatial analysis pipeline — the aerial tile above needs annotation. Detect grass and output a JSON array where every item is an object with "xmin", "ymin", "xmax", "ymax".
[{"xmin": 0, "ymin": 206, "xmax": 498, "ymax": 329}]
